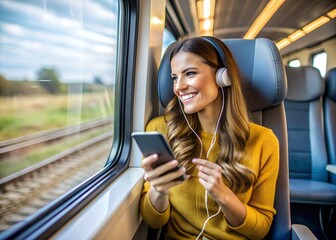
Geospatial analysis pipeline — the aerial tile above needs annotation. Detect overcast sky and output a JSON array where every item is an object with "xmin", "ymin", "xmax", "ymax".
[{"xmin": 0, "ymin": 0, "xmax": 119, "ymax": 84}]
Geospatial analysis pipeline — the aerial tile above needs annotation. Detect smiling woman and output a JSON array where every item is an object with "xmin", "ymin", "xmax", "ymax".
[
  {"xmin": 0, "ymin": 0, "xmax": 123, "ymax": 236},
  {"xmin": 0, "ymin": 0, "xmax": 335, "ymax": 239}
]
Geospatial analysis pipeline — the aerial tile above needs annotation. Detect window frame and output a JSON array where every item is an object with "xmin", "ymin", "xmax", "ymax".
[
  {"xmin": 165, "ymin": 1, "xmax": 187, "ymax": 38},
  {"xmin": 0, "ymin": 0, "xmax": 139, "ymax": 239},
  {"xmin": 287, "ymin": 59, "xmax": 301, "ymax": 67},
  {"xmin": 310, "ymin": 50, "xmax": 327, "ymax": 76}
]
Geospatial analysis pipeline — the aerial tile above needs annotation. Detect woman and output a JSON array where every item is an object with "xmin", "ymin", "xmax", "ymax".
[{"xmin": 140, "ymin": 36, "xmax": 279, "ymax": 240}]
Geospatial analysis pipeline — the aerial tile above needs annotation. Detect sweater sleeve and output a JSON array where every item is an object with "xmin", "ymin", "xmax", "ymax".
[
  {"xmin": 229, "ymin": 129, "xmax": 280, "ymax": 239},
  {"xmin": 139, "ymin": 117, "xmax": 171, "ymax": 229},
  {"xmin": 140, "ymin": 181, "xmax": 171, "ymax": 228}
]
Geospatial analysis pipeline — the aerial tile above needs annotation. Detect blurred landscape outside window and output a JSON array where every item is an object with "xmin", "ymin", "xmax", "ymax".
[{"xmin": 0, "ymin": 0, "xmax": 120, "ymax": 233}]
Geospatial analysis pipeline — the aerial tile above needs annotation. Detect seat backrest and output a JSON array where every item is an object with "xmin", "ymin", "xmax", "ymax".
[
  {"xmin": 324, "ymin": 67, "xmax": 336, "ymax": 184},
  {"xmin": 285, "ymin": 66, "xmax": 328, "ymax": 182},
  {"xmin": 158, "ymin": 38, "xmax": 290, "ymax": 240}
]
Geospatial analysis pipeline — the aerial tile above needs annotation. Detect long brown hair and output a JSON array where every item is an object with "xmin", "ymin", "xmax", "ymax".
[{"xmin": 164, "ymin": 36, "xmax": 256, "ymax": 193}]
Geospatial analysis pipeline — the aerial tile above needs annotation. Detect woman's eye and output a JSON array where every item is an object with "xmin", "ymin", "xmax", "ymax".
[
  {"xmin": 171, "ymin": 76, "xmax": 177, "ymax": 81},
  {"xmin": 186, "ymin": 72, "xmax": 195, "ymax": 77}
]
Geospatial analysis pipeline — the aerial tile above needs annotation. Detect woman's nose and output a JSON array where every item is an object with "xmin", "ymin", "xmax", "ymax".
[{"xmin": 175, "ymin": 77, "xmax": 187, "ymax": 91}]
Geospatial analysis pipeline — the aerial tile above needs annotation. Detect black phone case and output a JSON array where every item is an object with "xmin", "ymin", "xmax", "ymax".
[{"xmin": 132, "ymin": 132, "xmax": 184, "ymax": 180}]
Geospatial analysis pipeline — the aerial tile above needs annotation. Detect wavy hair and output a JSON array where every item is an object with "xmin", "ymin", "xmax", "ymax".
[{"xmin": 164, "ymin": 36, "xmax": 256, "ymax": 193}]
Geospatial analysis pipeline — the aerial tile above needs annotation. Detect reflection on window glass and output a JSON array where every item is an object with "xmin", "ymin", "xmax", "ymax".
[
  {"xmin": 312, "ymin": 52, "xmax": 327, "ymax": 77},
  {"xmin": 288, "ymin": 59, "xmax": 301, "ymax": 67},
  {"xmin": 0, "ymin": 0, "xmax": 120, "ymax": 233},
  {"xmin": 161, "ymin": 29, "xmax": 176, "ymax": 57}
]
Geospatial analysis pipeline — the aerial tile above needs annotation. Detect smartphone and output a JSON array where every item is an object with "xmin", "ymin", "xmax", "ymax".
[{"xmin": 131, "ymin": 131, "xmax": 185, "ymax": 180}]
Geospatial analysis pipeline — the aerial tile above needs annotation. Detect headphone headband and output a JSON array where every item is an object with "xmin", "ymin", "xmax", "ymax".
[
  {"xmin": 201, "ymin": 36, "xmax": 227, "ymax": 68},
  {"xmin": 201, "ymin": 36, "xmax": 231, "ymax": 87}
]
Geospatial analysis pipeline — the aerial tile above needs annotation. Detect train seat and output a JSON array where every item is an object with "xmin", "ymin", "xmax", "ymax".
[
  {"xmin": 284, "ymin": 66, "xmax": 336, "ymax": 205},
  {"xmin": 157, "ymin": 38, "xmax": 315, "ymax": 240},
  {"xmin": 324, "ymin": 67, "xmax": 336, "ymax": 184},
  {"xmin": 285, "ymin": 66, "xmax": 336, "ymax": 238}
]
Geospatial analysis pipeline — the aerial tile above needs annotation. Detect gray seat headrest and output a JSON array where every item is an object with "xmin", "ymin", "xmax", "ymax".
[
  {"xmin": 158, "ymin": 38, "xmax": 287, "ymax": 112},
  {"xmin": 325, "ymin": 68, "xmax": 336, "ymax": 102},
  {"xmin": 285, "ymin": 66, "xmax": 325, "ymax": 101}
]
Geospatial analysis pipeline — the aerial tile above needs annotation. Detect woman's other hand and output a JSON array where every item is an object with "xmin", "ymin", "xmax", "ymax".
[
  {"xmin": 192, "ymin": 158, "xmax": 227, "ymax": 201},
  {"xmin": 192, "ymin": 158, "xmax": 247, "ymax": 227}
]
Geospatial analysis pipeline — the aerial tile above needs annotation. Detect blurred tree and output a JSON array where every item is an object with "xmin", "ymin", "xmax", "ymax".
[
  {"xmin": 36, "ymin": 67, "xmax": 61, "ymax": 94},
  {"xmin": 94, "ymin": 76, "xmax": 104, "ymax": 85},
  {"xmin": 0, "ymin": 74, "xmax": 9, "ymax": 96}
]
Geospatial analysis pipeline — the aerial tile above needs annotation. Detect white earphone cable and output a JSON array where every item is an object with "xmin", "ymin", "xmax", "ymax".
[
  {"xmin": 178, "ymin": 99, "xmax": 203, "ymax": 159},
  {"xmin": 178, "ymin": 87, "xmax": 225, "ymax": 239},
  {"xmin": 196, "ymin": 87, "xmax": 224, "ymax": 239},
  {"xmin": 196, "ymin": 192, "xmax": 221, "ymax": 240},
  {"xmin": 206, "ymin": 87, "xmax": 225, "ymax": 159}
]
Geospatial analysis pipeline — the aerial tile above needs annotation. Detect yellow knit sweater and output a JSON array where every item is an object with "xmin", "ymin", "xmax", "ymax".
[{"xmin": 140, "ymin": 116, "xmax": 279, "ymax": 240}]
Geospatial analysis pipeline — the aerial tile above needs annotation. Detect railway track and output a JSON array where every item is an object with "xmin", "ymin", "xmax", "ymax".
[
  {"xmin": 0, "ymin": 119, "xmax": 114, "ymax": 233},
  {"xmin": 0, "ymin": 117, "xmax": 113, "ymax": 159}
]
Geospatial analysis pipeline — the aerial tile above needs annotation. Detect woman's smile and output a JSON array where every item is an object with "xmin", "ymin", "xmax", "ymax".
[{"xmin": 179, "ymin": 92, "xmax": 198, "ymax": 102}]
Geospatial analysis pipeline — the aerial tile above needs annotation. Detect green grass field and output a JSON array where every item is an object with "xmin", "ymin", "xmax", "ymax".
[
  {"xmin": 0, "ymin": 92, "xmax": 114, "ymax": 178},
  {"xmin": 0, "ymin": 92, "xmax": 114, "ymax": 141}
]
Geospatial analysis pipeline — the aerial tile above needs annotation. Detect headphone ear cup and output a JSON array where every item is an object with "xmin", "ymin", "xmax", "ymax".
[{"xmin": 216, "ymin": 68, "xmax": 231, "ymax": 87}]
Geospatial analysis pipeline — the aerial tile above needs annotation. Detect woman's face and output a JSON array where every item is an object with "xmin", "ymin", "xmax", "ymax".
[{"xmin": 171, "ymin": 51, "xmax": 220, "ymax": 115}]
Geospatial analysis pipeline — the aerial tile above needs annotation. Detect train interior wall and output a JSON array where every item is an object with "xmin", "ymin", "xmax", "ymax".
[{"xmin": 282, "ymin": 38, "xmax": 336, "ymax": 71}]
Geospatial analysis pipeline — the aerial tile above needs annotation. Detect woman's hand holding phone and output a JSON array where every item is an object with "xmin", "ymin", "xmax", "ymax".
[
  {"xmin": 132, "ymin": 131, "xmax": 187, "ymax": 194},
  {"xmin": 142, "ymin": 154, "xmax": 186, "ymax": 195}
]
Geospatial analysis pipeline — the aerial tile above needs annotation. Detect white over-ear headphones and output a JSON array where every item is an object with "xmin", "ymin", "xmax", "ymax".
[
  {"xmin": 202, "ymin": 36, "xmax": 231, "ymax": 88},
  {"xmin": 216, "ymin": 67, "xmax": 231, "ymax": 87}
]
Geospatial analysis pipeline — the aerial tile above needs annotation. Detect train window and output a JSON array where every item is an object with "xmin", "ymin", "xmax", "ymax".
[
  {"xmin": 0, "ymin": 0, "xmax": 121, "ymax": 234},
  {"xmin": 311, "ymin": 51, "xmax": 327, "ymax": 76},
  {"xmin": 288, "ymin": 59, "xmax": 301, "ymax": 67},
  {"xmin": 162, "ymin": 29, "xmax": 176, "ymax": 56}
]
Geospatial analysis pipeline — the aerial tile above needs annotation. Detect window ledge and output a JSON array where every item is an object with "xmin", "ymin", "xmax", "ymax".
[{"xmin": 52, "ymin": 168, "xmax": 145, "ymax": 240}]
